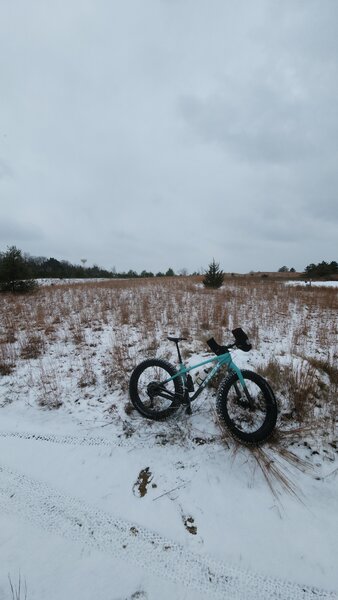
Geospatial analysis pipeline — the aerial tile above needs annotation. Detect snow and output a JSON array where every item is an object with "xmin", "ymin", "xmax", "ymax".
[
  {"xmin": 35, "ymin": 278, "xmax": 111, "ymax": 286},
  {"xmin": 285, "ymin": 280, "xmax": 338, "ymax": 288},
  {"xmin": 0, "ymin": 279, "xmax": 337, "ymax": 599}
]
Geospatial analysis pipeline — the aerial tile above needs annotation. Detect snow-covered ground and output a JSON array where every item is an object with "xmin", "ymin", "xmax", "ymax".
[
  {"xmin": 0, "ymin": 279, "xmax": 337, "ymax": 599},
  {"xmin": 286, "ymin": 280, "xmax": 338, "ymax": 288},
  {"xmin": 35, "ymin": 278, "xmax": 112, "ymax": 286}
]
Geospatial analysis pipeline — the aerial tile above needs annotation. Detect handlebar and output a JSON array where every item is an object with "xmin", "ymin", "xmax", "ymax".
[
  {"xmin": 207, "ymin": 328, "xmax": 252, "ymax": 355},
  {"xmin": 206, "ymin": 338, "xmax": 231, "ymax": 355}
]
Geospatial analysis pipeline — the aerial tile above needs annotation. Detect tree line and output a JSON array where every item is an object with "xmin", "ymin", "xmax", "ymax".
[
  {"xmin": 1, "ymin": 246, "xmax": 337, "ymax": 294},
  {"xmin": 0, "ymin": 246, "xmax": 179, "ymax": 292},
  {"xmin": 303, "ymin": 261, "xmax": 338, "ymax": 278}
]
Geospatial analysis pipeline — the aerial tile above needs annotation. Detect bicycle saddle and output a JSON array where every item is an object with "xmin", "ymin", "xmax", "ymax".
[{"xmin": 167, "ymin": 336, "xmax": 187, "ymax": 343}]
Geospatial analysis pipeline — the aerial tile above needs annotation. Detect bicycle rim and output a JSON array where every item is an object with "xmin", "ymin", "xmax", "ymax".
[{"xmin": 135, "ymin": 364, "xmax": 179, "ymax": 414}]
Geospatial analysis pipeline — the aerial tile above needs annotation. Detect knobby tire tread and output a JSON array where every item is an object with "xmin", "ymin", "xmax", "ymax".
[{"xmin": 217, "ymin": 370, "xmax": 278, "ymax": 444}]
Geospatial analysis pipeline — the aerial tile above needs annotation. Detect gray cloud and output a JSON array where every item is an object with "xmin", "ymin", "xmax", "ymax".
[
  {"xmin": 0, "ymin": 218, "xmax": 44, "ymax": 245},
  {"xmin": 178, "ymin": 86, "xmax": 315, "ymax": 164},
  {"xmin": 178, "ymin": 42, "xmax": 338, "ymax": 166},
  {"xmin": 0, "ymin": 158, "xmax": 13, "ymax": 179},
  {"xmin": 0, "ymin": 0, "xmax": 337, "ymax": 273}
]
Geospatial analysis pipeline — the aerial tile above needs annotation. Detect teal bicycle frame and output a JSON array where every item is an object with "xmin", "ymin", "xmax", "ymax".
[{"xmin": 164, "ymin": 350, "xmax": 247, "ymax": 403}]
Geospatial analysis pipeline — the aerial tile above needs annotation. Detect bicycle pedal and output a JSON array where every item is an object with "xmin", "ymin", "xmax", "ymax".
[{"xmin": 185, "ymin": 406, "xmax": 192, "ymax": 415}]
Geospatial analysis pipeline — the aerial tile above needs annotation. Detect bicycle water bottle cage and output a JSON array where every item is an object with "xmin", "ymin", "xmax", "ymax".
[
  {"xmin": 207, "ymin": 337, "xmax": 229, "ymax": 356},
  {"xmin": 232, "ymin": 328, "xmax": 252, "ymax": 352}
]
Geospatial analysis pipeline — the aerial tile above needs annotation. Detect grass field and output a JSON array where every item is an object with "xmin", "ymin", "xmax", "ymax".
[
  {"xmin": 1, "ymin": 276, "xmax": 337, "ymax": 430},
  {"xmin": 0, "ymin": 277, "xmax": 337, "ymax": 599}
]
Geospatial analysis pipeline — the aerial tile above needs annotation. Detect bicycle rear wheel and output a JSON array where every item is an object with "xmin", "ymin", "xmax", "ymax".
[
  {"xmin": 129, "ymin": 358, "xmax": 183, "ymax": 420},
  {"xmin": 217, "ymin": 370, "xmax": 277, "ymax": 444}
]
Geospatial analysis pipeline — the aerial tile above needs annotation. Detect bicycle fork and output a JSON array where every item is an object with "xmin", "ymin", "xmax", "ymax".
[{"xmin": 228, "ymin": 363, "xmax": 255, "ymax": 410}]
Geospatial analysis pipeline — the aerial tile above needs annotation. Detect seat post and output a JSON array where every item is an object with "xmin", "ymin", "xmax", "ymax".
[
  {"xmin": 167, "ymin": 336, "xmax": 186, "ymax": 363},
  {"xmin": 175, "ymin": 341, "xmax": 183, "ymax": 364}
]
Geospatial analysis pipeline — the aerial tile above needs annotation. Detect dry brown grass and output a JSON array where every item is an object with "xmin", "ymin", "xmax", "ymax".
[
  {"xmin": 258, "ymin": 355, "xmax": 337, "ymax": 434},
  {"xmin": 0, "ymin": 278, "xmax": 337, "ymax": 436},
  {"xmin": 2, "ymin": 277, "xmax": 337, "ymax": 346},
  {"xmin": 77, "ymin": 355, "xmax": 97, "ymax": 389},
  {"xmin": 0, "ymin": 343, "xmax": 17, "ymax": 375},
  {"xmin": 20, "ymin": 334, "xmax": 45, "ymax": 360},
  {"xmin": 36, "ymin": 362, "xmax": 63, "ymax": 409},
  {"xmin": 306, "ymin": 356, "xmax": 338, "ymax": 385}
]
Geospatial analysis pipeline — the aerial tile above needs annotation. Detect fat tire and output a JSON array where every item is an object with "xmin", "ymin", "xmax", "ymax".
[
  {"xmin": 129, "ymin": 358, "xmax": 183, "ymax": 420},
  {"xmin": 217, "ymin": 370, "xmax": 277, "ymax": 444}
]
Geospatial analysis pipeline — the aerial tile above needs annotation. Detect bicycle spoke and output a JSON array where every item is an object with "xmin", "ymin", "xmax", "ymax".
[
  {"xmin": 227, "ymin": 380, "xmax": 268, "ymax": 434},
  {"xmin": 137, "ymin": 367, "xmax": 177, "ymax": 412}
]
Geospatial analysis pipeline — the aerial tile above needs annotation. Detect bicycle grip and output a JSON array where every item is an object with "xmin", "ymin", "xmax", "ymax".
[
  {"xmin": 207, "ymin": 337, "xmax": 228, "ymax": 356},
  {"xmin": 232, "ymin": 328, "xmax": 252, "ymax": 352}
]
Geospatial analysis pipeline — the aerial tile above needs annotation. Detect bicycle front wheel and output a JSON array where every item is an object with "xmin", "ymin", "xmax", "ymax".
[
  {"xmin": 129, "ymin": 358, "xmax": 183, "ymax": 420},
  {"xmin": 217, "ymin": 370, "xmax": 277, "ymax": 444}
]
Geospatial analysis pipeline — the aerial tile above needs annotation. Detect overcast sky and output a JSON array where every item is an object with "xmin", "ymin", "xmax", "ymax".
[{"xmin": 1, "ymin": 0, "xmax": 337, "ymax": 274}]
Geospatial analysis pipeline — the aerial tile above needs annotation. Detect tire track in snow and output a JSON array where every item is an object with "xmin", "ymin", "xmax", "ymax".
[
  {"xmin": 0, "ymin": 429, "xmax": 129, "ymax": 448},
  {"xmin": 0, "ymin": 463, "xmax": 336, "ymax": 600},
  {"xmin": 0, "ymin": 428, "xmax": 202, "ymax": 451}
]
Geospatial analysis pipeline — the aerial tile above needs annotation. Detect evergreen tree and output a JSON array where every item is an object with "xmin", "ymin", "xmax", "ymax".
[
  {"xmin": 140, "ymin": 270, "xmax": 154, "ymax": 278},
  {"xmin": 0, "ymin": 246, "xmax": 37, "ymax": 293},
  {"xmin": 304, "ymin": 260, "xmax": 338, "ymax": 278},
  {"xmin": 203, "ymin": 259, "xmax": 224, "ymax": 289}
]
